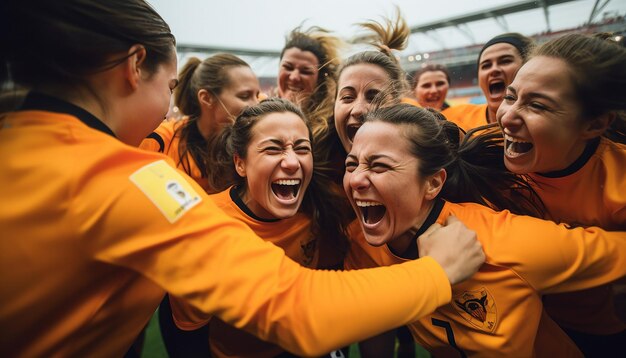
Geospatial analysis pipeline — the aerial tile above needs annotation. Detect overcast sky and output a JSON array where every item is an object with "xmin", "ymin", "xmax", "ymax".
[{"xmin": 148, "ymin": 0, "xmax": 625, "ymax": 52}]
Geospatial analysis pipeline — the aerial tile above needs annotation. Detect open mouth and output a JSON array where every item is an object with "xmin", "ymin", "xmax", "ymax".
[
  {"xmin": 271, "ymin": 179, "xmax": 301, "ymax": 201},
  {"xmin": 504, "ymin": 134, "xmax": 533, "ymax": 158},
  {"xmin": 489, "ymin": 81, "xmax": 505, "ymax": 97},
  {"xmin": 356, "ymin": 200, "xmax": 386, "ymax": 225},
  {"xmin": 347, "ymin": 123, "xmax": 362, "ymax": 142}
]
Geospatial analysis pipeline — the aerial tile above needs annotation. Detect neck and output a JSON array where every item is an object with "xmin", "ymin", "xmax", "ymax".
[
  {"xmin": 196, "ymin": 111, "xmax": 219, "ymax": 140},
  {"xmin": 486, "ymin": 105, "xmax": 497, "ymax": 124},
  {"xmin": 387, "ymin": 200, "xmax": 435, "ymax": 258}
]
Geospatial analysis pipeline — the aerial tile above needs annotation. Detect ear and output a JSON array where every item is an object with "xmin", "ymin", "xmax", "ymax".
[
  {"xmin": 580, "ymin": 112, "xmax": 614, "ymax": 140},
  {"xmin": 424, "ymin": 168, "xmax": 446, "ymax": 200},
  {"xmin": 124, "ymin": 45, "xmax": 147, "ymax": 91},
  {"xmin": 197, "ymin": 89, "xmax": 214, "ymax": 109},
  {"xmin": 233, "ymin": 154, "xmax": 247, "ymax": 178}
]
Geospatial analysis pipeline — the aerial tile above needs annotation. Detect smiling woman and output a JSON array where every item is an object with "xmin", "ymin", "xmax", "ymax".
[
  {"xmin": 343, "ymin": 104, "xmax": 626, "ymax": 356},
  {"xmin": 161, "ymin": 98, "xmax": 353, "ymax": 357},
  {"xmin": 497, "ymin": 33, "xmax": 626, "ymax": 356}
]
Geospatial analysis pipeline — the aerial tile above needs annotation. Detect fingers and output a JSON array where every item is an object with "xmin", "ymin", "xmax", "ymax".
[
  {"xmin": 420, "ymin": 222, "xmax": 442, "ymax": 238},
  {"xmin": 445, "ymin": 215, "xmax": 460, "ymax": 225}
]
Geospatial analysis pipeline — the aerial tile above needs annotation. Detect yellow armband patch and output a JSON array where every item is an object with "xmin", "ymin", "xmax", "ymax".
[{"xmin": 130, "ymin": 160, "xmax": 202, "ymax": 223}]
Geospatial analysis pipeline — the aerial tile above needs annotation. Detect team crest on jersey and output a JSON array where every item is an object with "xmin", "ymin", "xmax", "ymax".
[{"xmin": 452, "ymin": 287, "xmax": 497, "ymax": 332}]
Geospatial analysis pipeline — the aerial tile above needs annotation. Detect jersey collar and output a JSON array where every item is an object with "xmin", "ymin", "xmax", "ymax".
[{"xmin": 20, "ymin": 92, "xmax": 116, "ymax": 138}]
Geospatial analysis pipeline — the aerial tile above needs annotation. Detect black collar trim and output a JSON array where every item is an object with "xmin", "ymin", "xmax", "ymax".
[
  {"xmin": 537, "ymin": 137, "xmax": 600, "ymax": 178},
  {"xmin": 20, "ymin": 92, "xmax": 116, "ymax": 138},
  {"xmin": 391, "ymin": 198, "xmax": 445, "ymax": 259},
  {"xmin": 230, "ymin": 186, "xmax": 280, "ymax": 223}
]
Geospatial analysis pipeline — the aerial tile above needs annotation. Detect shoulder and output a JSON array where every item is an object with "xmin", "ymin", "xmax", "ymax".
[{"xmin": 139, "ymin": 118, "xmax": 186, "ymax": 152}]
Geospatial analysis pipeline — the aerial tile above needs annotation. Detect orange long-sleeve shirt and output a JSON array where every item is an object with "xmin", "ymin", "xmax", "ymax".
[
  {"xmin": 345, "ymin": 200, "xmax": 626, "ymax": 357},
  {"xmin": 0, "ymin": 93, "xmax": 452, "ymax": 357},
  {"xmin": 140, "ymin": 117, "xmax": 212, "ymax": 192},
  {"xmin": 441, "ymin": 103, "xmax": 489, "ymax": 132},
  {"xmin": 170, "ymin": 186, "xmax": 344, "ymax": 357},
  {"xmin": 530, "ymin": 137, "xmax": 626, "ymax": 334}
]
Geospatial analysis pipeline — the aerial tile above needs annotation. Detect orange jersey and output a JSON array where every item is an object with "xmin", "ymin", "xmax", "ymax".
[
  {"xmin": 441, "ymin": 103, "xmax": 489, "ymax": 132},
  {"xmin": 530, "ymin": 137, "xmax": 626, "ymax": 334},
  {"xmin": 0, "ymin": 93, "xmax": 452, "ymax": 357},
  {"xmin": 170, "ymin": 186, "xmax": 329, "ymax": 358},
  {"xmin": 140, "ymin": 117, "xmax": 211, "ymax": 192},
  {"xmin": 345, "ymin": 200, "xmax": 626, "ymax": 357}
]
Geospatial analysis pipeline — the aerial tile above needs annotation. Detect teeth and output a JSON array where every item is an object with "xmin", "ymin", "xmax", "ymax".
[
  {"xmin": 504, "ymin": 134, "xmax": 532, "ymax": 158},
  {"xmin": 274, "ymin": 179, "xmax": 300, "ymax": 186},
  {"xmin": 504, "ymin": 134, "xmax": 529, "ymax": 144},
  {"xmin": 356, "ymin": 200, "xmax": 382, "ymax": 207}
]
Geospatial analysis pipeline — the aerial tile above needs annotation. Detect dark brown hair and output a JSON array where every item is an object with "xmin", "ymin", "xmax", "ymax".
[
  {"xmin": 364, "ymin": 104, "xmax": 543, "ymax": 216},
  {"xmin": 3, "ymin": 0, "xmax": 175, "ymax": 88}
]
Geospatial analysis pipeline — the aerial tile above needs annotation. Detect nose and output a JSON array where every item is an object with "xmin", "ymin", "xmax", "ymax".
[
  {"xmin": 497, "ymin": 100, "xmax": 523, "ymax": 130},
  {"xmin": 350, "ymin": 98, "xmax": 368, "ymax": 120},
  {"xmin": 348, "ymin": 168, "xmax": 370, "ymax": 192},
  {"xmin": 288, "ymin": 70, "xmax": 300, "ymax": 82},
  {"xmin": 281, "ymin": 149, "xmax": 300, "ymax": 172},
  {"xmin": 490, "ymin": 63, "xmax": 503, "ymax": 76}
]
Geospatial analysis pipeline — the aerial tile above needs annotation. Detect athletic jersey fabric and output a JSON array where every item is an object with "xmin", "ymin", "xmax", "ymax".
[
  {"xmin": 140, "ymin": 117, "xmax": 211, "ymax": 192},
  {"xmin": 344, "ymin": 199, "xmax": 626, "ymax": 357},
  {"xmin": 530, "ymin": 137, "xmax": 626, "ymax": 335},
  {"xmin": 0, "ymin": 93, "xmax": 452, "ymax": 357},
  {"xmin": 170, "ymin": 186, "xmax": 341, "ymax": 357},
  {"xmin": 441, "ymin": 103, "xmax": 489, "ymax": 132}
]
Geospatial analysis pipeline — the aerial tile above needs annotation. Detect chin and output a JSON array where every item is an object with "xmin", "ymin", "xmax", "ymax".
[
  {"xmin": 270, "ymin": 206, "xmax": 300, "ymax": 219},
  {"xmin": 362, "ymin": 230, "xmax": 391, "ymax": 247}
]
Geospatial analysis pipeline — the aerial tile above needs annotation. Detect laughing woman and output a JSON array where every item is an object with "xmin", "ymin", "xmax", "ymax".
[
  {"xmin": 277, "ymin": 26, "xmax": 342, "ymax": 148},
  {"xmin": 497, "ymin": 33, "xmax": 626, "ymax": 356},
  {"xmin": 343, "ymin": 104, "xmax": 626, "ymax": 357},
  {"xmin": 442, "ymin": 33, "xmax": 533, "ymax": 132},
  {"xmin": 161, "ymin": 98, "xmax": 352, "ymax": 357}
]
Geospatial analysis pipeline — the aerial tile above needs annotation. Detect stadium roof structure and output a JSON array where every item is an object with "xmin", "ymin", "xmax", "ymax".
[{"xmin": 154, "ymin": 0, "xmax": 625, "ymax": 78}]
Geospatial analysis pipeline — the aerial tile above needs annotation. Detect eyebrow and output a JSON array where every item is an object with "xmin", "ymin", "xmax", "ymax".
[
  {"xmin": 506, "ymin": 86, "xmax": 560, "ymax": 107},
  {"xmin": 261, "ymin": 138, "xmax": 311, "ymax": 145},
  {"xmin": 346, "ymin": 153, "xmax": 396, "ymax": 162},
  {"xmin": 480, "ymin": 54, "xmax": 514, "ymax": 66}
]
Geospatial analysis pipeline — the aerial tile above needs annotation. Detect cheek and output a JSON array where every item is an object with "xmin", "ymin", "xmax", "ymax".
[
  {"xmin": 303, "ymin": 156, "xmax": 313, "ymax": 176},
  {"xmin": 334, "ymin": 105, "xmax": 346, "ymax": 128},
  {"xmin": 478, "ymin": 71, "xmax": 488, "ymax": 86},
  {"xmin": 277, "ymin": 72, "xmax": 288, "ymax": 85}
]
